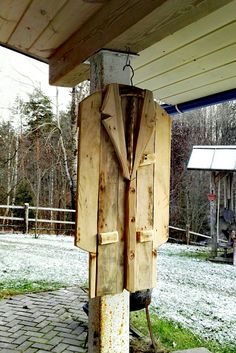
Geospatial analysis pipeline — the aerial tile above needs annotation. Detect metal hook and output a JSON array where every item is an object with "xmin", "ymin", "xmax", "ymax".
[{"xmin": 123, "ymin": 49, "xmax": 135, "ymax": 86}]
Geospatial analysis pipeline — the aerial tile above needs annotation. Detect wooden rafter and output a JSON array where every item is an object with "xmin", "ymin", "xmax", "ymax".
[{"xmin": 49, "ymin": 0, "xmax": 231, "ymax": 86}]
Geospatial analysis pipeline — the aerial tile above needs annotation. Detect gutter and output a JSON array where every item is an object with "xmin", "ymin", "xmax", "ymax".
[{"xmin": 161, "ymin": 88, "xmax": 236, "ymax": 115}]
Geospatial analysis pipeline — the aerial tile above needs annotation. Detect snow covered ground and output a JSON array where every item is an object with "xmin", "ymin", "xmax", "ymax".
[
  {"xmin": 153, "ymin": 244, "xmax": 236, "ymax": 346},
  {"xmin": 0, "ymin": 234, "xmax": 235, "ymax": 346}
]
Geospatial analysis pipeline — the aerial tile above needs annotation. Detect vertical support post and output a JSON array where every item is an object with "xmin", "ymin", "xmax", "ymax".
[
  {"xmin": 233, "ymin": 235, "xmax": 236, "ymax": 266},
  {"xmin": 210, "ymin": 172, "xmax": 217, "ymax": 258},
  {"xmin": 216, "ymin": 179, "xmax": 221, "ymax": 244},
  {"xmin": 24, "ymin": 203, "xmax": 29, "ymax": 234},
  {"xmin": 88, "ymin": 50, "xmax": 131, "ymax": 353},
  {"xmin": 186, "ymin": 224, "xmax": 190, "ymax": 245}
]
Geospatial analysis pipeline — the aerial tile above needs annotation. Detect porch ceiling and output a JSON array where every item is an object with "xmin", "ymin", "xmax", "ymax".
[{"xmin": 0, "ymin": 0, "xmax": 235, "ymax": 105}]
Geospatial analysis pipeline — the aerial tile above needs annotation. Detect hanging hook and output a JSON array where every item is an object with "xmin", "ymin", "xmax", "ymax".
[{"xmin": 123, "ymin": 48, "xmax": 135, "ymax": 86}]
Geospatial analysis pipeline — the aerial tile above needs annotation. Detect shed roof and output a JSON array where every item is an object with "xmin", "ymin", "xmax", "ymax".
[
  {"xmin": 0, "ymin": 0, "xmax": 236, "ymax": 106},
  {"xmin": 187, "ymin": 146, "xmax": 236, "ymax": 171}
]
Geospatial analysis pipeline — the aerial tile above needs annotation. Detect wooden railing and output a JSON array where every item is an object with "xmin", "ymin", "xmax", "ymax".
[
  {"xmin": 0, "ymin": 205, "xmax": 227, "ymax": 246},
  {"xmin": 0, "ymin": 204, "xmax": 75, "ymax": 234},
  {"xmin": 169, "ymin": 225, "xmax": 211, "ymax": 245}
]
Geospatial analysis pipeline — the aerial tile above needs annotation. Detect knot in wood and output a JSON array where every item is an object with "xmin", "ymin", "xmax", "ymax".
[
  {"xmin": 130, "ymin": 250, "xmax": 135, "ymax": 260},
  {"xmin": 152, "ymin": 249, "xmax": 157, "ymax": 257},
  {"xmin": 131, "ymin": 217, "xmax": 135, "ymax": 223}
]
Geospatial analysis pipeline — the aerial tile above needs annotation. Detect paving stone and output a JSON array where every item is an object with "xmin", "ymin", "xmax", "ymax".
[
  {"xmin": 52, "ymin": 343, "xmax": 69, "ymax": 353},
  {"xmin": 0, "ymin": 287, "xmax": 88, "ymax": 352}
]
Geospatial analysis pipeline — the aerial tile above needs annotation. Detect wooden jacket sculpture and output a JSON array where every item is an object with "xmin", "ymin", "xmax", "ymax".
[{"xmin": 75, "ymin": 84, "xmax": 171, "ymax": 298}]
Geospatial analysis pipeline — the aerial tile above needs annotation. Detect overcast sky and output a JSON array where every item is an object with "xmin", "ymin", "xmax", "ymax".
[{"xmin": 0, "ymin": 46, "xmax": 72, "ymax": 126}]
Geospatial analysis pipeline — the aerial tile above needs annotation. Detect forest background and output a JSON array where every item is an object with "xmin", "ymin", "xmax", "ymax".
[{"xmin": 0, "ymin": 82, "xmax": 235, "ymax": 239}]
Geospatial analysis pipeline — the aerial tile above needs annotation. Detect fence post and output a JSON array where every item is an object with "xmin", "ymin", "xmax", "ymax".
[
  {"xmin": 233, "ymin": 233, "xmax": 236, "ymax": 266},
  {"xmin": 24, "ymin": 203, "xmax": 29, "ymax": 234},
  {"xmin": 186, "ymin": 224, "xmax": 190, "ymax": 245}
]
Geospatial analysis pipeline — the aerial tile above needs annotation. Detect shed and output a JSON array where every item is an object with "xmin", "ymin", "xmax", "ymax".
[{"xmin": 188, "ymin": 145, "xmax": 236, "ymax": 262}]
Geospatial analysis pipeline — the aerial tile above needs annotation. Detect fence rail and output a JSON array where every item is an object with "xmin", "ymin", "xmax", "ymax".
[
  {"xmin": 0, "ymin": 203, "xmax": 76, "ymax": 234},
  {"xmin": 169, "ymin": 225, "xmax": 210, "ymax": 245},
  {"xmin": 0, "ymin": 204, "xmax": 226, "ymax": 245},
  {"xmin": 169, "ymin": 225, "xmax": 228, "ymax": 244}
]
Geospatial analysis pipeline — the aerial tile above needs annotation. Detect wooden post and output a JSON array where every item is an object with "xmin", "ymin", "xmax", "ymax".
[
  {"xmin": 233, "ymin": 235, "xmax": 236, "ymax": 266},
  {"xmin": 231, "ymin": 230, "xmax": 236, "ymax": 266},
  {"xmin": 210, "ymin": 172, "xmax": 217, "ymax": 258},
  {"xmin": 186, "ymin": 224, "xmax": 190, "ymax": 245},
  {"xmin": 88, "ymin": 50, "xmax": 131, "ymax": 353},
  {"xmin": 24, "ymin": 203, "xmax": 29, "ymax": 234}
]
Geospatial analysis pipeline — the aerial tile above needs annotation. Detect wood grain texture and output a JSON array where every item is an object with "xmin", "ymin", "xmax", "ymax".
[
  {"xmin": 8, "ymin": 0, "xmax": 67, "ymax": 49},
  {"xmin": 135, "ymin": 133, "xmax": 155, "ymax": 291},
  {"xmin": 136, "ymin": 230, "xmax": 154, "ymax": 243},
  {"xmin": 139, "ymin": 153, "xmax": 156, "ymax": 167},
  {"xmin": 96, "ymin": 124, "xmax": 124, "ymax": 296},
  {"xmin": 89, "ymin": 252, "xmax": 97, "ymax": 298},
  {"xmin": 135, "ymin": 23, "xmax": 236, "ymax": 87},
  {"xmin": 49, "ymin": 0, "xmax": 231, "ymax": 85},
  {"xmin": 131, "ymin": 90, "xmax": 156, "ymax": 179},
  {"xmin": 75, "ymin": 92, "xmax": 102, "ymax": 253},
  {"xmin": 0, "ymin": 0, "xmax": 30, "ymax": 42},
  {"xmin": 49, "ymin": 0, "xmax": 166, "ymax": 84},
  {"xmin": 134, "ymin": 1, "xmax": 236, "ymax": 68},
  {"xmin": 102, "ymin": 84, "xmax": 130, "ymax": 180},
  {"xmin": 31, "ymin": 0, "xmax": 103, "ymax": 59},
  {"xmin": 154, "ymin": 103, "xmax": 172, "ymax": 247},
  {"xmin": 125, "ymin": 178, "xmax": 137, "ymax": 292},
  {"xmin": 99, "ymin": 231, "xmax": 119, "ymax": 245}
]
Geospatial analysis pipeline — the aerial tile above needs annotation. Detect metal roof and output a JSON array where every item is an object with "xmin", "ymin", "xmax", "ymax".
[{"xmin": 187, "ymin": 146, "xmax": 236, "ymax": 171}]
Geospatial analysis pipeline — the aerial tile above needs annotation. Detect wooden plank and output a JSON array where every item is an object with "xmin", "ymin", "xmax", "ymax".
[
  {"xmin": 134, "ymin": 18, "xmax": 236, "ymax": 83},
  {"xmin": 135, "ymin": 133, "xmax": 155, "ymax": 290},
  {"xmin": 102, "ymin": 84, "xmax": 129, "ymax": 179},
  {"xmin": 49, "ymin": 0, "xmax": 164, "ymax": 85},
  {"xmin": 126, "ymin": 178, "xmax": 137, "ymax": 292},
  {"xmin": 96, "ymin": 125, "xmax": 123, "ymax": 296},
  {"xmin": 75, "ymin": 92, "xmax": 102, "ymax": 253},
  {"xmin": 0, "ymin": 0, "xmax": 30, "ymax": 42},
  {"xmin": 157, "ymin": 61, "xmax": 236, "ymax": 100},
  {"xmin": 154, "ymin": 104, "xmax": 171, "ymax": 247},
  {"xmin": 89, "ymin": 253, "xmax": 97, "ymax": 299},
  {"xmin": 31, "ymin": 0, "xmax": 103, "ymax": 59},
  {"xmin": 133, "ymin": 0, "xmax": 236, "ymax": 68},
  {"xmin": 135, "ymin": 40, "xmax": 236, "ymax": 92},
  {"xmin": 46, "ymin": 64, "xmax": 90, "ymax": 88},
  {"xmin": 99, "ymin": 231, "xmax": 119, "ymax": 245},
  {"xmin": 131, "ymin": 90, "xmax": 155, "ymax": 179},
  {"xmin": 136, "ymin": 230, "xmax": 154, "ymax": 243},
  {"xmin": 48, "ymin": 0, "xmax": 231, "ymax": 85},
  {"xmin": 107, "ymin": 0, "xmax": 231, "ymax": 55},
  {"xmin": 156, "ymin": 75, "xmax": 236, "ymax": 105},
  {"xmin": 8, "ymin": 0, "xmax": 67, "ymax": 50}
]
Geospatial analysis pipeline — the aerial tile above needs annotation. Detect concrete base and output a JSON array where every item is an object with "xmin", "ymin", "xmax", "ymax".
[{"xmin": 173, "ymin": 348, "xmax": 211, "ymax": 353}]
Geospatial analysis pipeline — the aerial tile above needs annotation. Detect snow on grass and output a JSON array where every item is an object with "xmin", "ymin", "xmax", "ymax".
[
  {"xmin": 0, "ymin": 233, "xmax": 88, "ymax": 288},
  {"xmin": 0, "ymin": 234, "xmax": 235, "ymax": 346},
  {"xmin": 153, "ymin": 243, "xmax": 236, "ymax": 346}
]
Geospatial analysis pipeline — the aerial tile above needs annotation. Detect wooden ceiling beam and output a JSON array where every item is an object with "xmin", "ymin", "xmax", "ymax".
[
  {"xmin": 49, "ymin": 0, "xmax": 232, "ymax": 87},
  {"xmin": 49, "ymin": 0, "xmax": 167, "ymax": 86}
]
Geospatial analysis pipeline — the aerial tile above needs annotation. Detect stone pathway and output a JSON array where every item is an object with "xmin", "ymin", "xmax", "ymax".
[{"xmin": 0, "ymin": 287, "xmax": 88, "ymax": 353}]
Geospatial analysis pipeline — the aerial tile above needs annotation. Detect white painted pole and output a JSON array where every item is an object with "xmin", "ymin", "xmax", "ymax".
[{"xmin": 88, "ymin": 50, "xmax": 131, "ymax": 353}]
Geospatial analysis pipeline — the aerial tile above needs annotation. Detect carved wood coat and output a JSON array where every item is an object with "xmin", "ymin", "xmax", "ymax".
[{"xmin": 75, "ymin": 84, "xmax": 171, "ymax": 297}]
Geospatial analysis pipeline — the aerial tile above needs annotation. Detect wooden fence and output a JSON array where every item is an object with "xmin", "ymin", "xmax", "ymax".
[
  {"xmin": 0, "ymin": 204, "xmax": 75, "ymax": 234},
  {"xmin": 0, "ymin": 204, "xmax": 225, "ymax": 246},
  {"xmin": 169, "ymin": 224, "xmax": 212, "ymax": 245}
]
